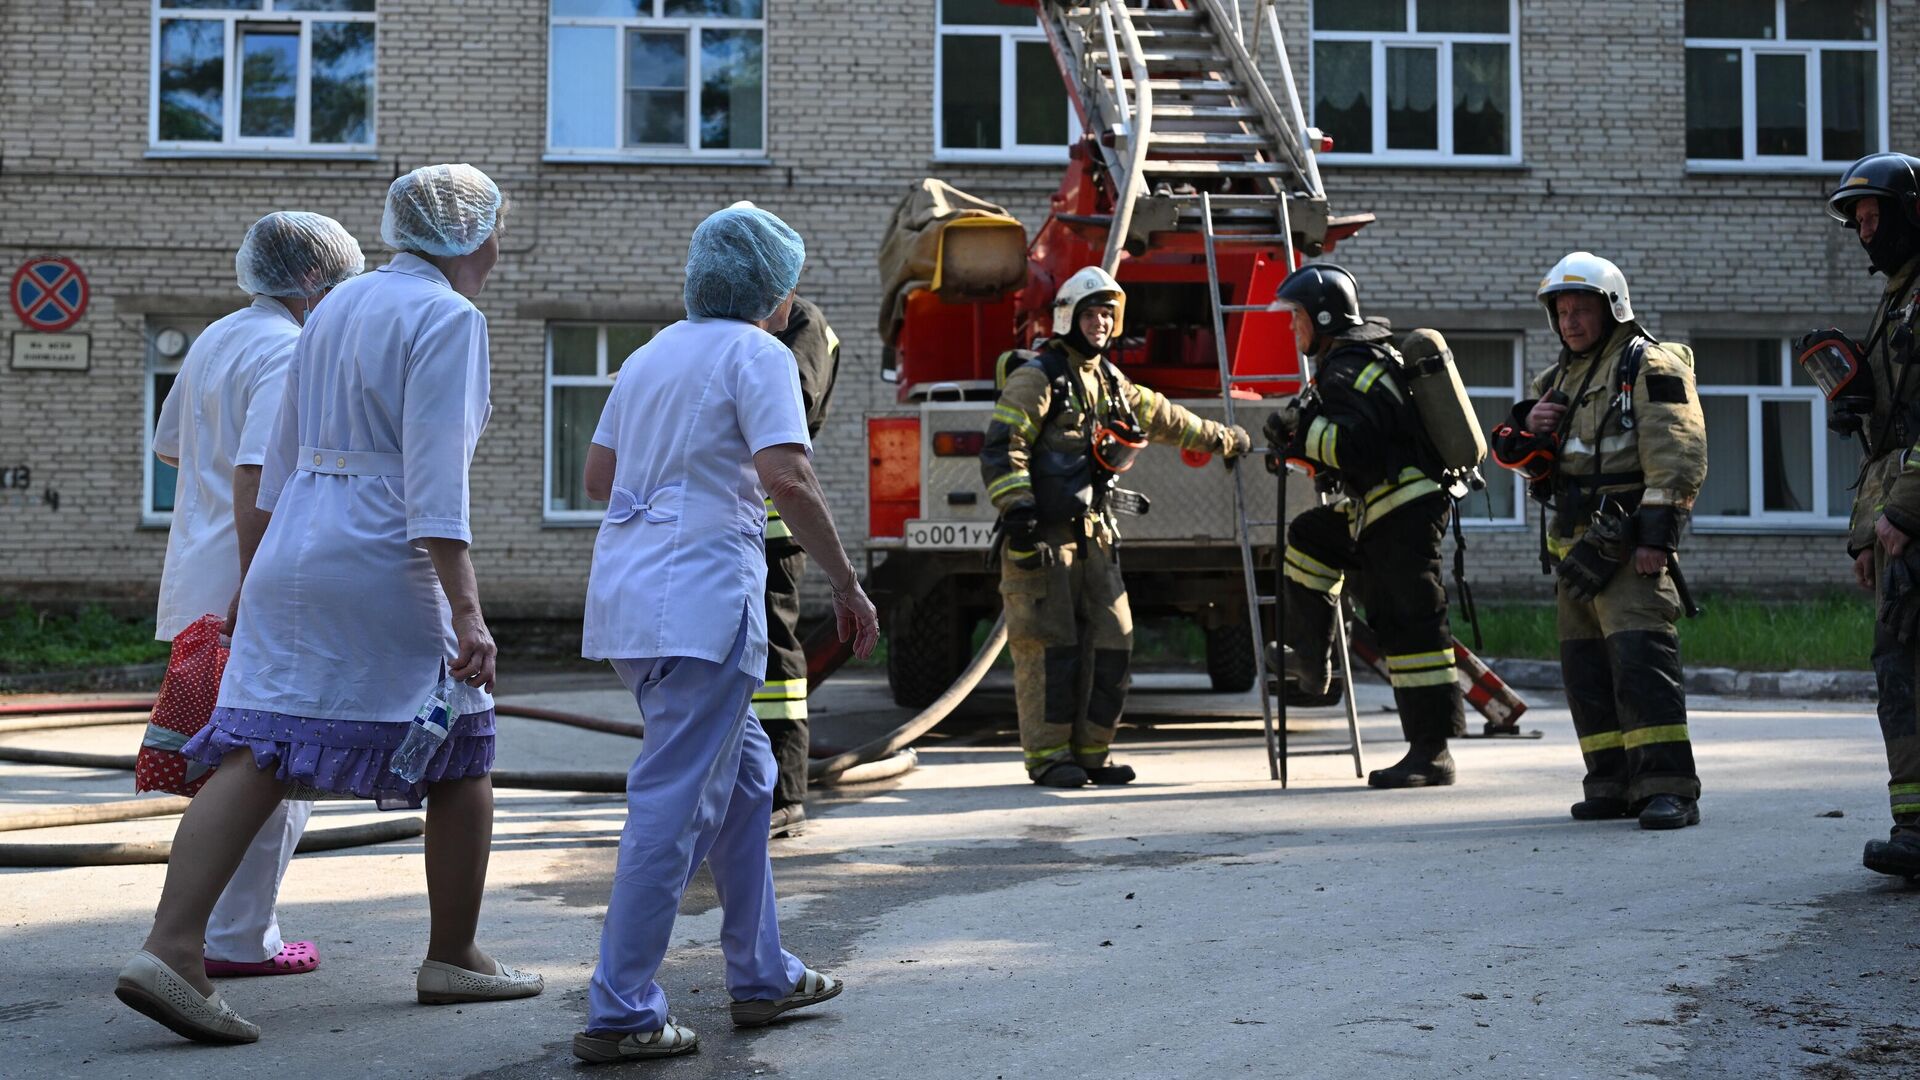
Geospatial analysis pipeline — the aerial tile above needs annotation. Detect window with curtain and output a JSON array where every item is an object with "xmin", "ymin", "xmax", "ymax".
[
  {"xmin": 547, "ymin": 0, "xmax": 766, "ymax": 159},
  {"xmin": 152, "ymin": 0, "xmax": 376, "ymax": 152},
  {"xmin": 1683, "ymin": 0, "xmax": 1884, "ymax": 170},
  {"xmin": 935, "ymin": 0, "xmax": 1077, "ymax": 161},
  {"xmin": 1310, "ymin": 0, "xmax": 1519, "ymax": 163},
  {"xmin": 1689, "ymin": 336, "xmax": 1860, "ymax": 527},
  {"xmin": 547, "ymin": 321, "xmax": 665, "ymax": 520}
]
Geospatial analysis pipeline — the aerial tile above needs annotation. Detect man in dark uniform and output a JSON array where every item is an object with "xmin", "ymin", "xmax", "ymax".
[
  {"xmin": 1821, "ymin": 153, "xmax": 1920, "ymax": 876},
  {"xmin": 1264, "ymin": 264, "xmax": 1465, "ymax": 789},
  {"xmin": 761, "ymin": 295, "xmax": 840, "ymax": 838}
]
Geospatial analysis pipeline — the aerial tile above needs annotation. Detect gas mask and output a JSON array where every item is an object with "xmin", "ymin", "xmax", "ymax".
[
  {"xmin": 1797, "ymin": 328, "xmax": 1875, "ymax": 438},
  {"xmin": 1091, "ymin": 416, "xmax": 1148, "ymax": 475}
]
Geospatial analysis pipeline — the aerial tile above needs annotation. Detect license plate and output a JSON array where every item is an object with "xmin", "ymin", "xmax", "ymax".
[{"xmin": 903, "ymin": 519, "xmax": 995, "ymax": 550}]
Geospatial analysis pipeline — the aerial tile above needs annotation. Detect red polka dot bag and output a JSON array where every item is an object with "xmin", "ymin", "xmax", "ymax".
[{"xmin": 133, "ymin": 613, "xmax": 228, "ymax": 796}]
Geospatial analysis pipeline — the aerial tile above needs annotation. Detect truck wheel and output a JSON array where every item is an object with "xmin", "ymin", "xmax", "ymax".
[
  {"xmin": 1203, "ymin": 622, "xmax": 1257, "ymax": 693},
  {"xmin": 886, "ymin": 593, "xmax": 970, "ymax": 709}
]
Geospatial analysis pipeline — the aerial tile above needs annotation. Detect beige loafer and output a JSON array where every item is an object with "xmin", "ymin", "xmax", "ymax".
[
  {"xmin": 730, "ymin": 967, "xmax": 841, "ymax": 1028},
  {"xmin": 114, "ymin": 950, "xmax": 260, "ymax": 1044},
  {"xmin": 572, "ymin": 1018, "xmax": 699, "ymax": 1063},
  {"xmin": 416, "ymin": 958, "xmax": 545, "ymax": 1005}
]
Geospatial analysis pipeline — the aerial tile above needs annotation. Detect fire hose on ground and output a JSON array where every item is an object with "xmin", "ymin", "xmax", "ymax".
[{"xmin": 0, "ymin": 619, "xmax": 1008, "ymax": 866}]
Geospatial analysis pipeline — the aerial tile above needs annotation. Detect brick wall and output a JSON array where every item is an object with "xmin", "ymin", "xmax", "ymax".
[{"xmin": 0, "ymin": 1, "xmax": 1908, "ymax": 623}]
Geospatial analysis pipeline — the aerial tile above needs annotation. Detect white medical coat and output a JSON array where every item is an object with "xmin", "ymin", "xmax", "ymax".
[
  {"xmin": 581, "ymin": 317, "xmax": 811, "ymax": 678},
  {"xmin": 218, "ymin": 254, "xmax": 493, "ymax": 723},
  {"xmin": 152, "ymin": 296, "xmax": 300, "ymax": 642}
]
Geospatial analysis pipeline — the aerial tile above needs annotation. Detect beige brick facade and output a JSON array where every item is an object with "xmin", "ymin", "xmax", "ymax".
[{"xmin": 0, "ymin": 2, "xmax": 1911, "ymax": 620}]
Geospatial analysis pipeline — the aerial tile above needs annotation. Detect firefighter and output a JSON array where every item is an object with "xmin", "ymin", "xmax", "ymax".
[
  {"xmin": 981, "ymin": 266, "xmax": 1251, "ymax": 787},
  {"xmin": 757, "ymin": 295, "xmax": 841, "ymax": 839},
  {"xmin": 1489, "ymin": 252, "xmax": 1706, "ymax": 830},
  {"xmin": 1818, "ymin": 153, "xmax": 1920, "ymax": 877},
  {"xmin": 1263, "ymin": 265, "xmax": 1466, "ymax": 788}
]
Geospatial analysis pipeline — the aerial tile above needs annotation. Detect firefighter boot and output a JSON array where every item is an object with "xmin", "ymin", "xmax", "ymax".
[
  {"xmin": 1570, "ymin": 797, "xmax": 1633, "ymax": 820},
  {"xmin": 1368, "ymin": 687, "xmax": 1457, "ymax": 788},
  {"xmin": 1863, "ymin": 815, "xmax": 1920, "ymax": 878},
  {"xmin": 1282, "ymin": 580, "xmax": 1337, "ymax": 696},
  {"xmin": 1637, "ymin": 793, "xmax": 1701, "ymax": 830}
]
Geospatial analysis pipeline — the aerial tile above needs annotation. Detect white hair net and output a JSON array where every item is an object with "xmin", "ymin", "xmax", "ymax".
[
  {"xmin": 381, "ymin": 163, "xmax": 502, "ymax": 257},
  {"xmin": 235, "ymin": 211, "xmax": 365, "ymax": 298},
  {"xmin": 684, "ymin": 205, "xmax": 805, "ymax": 321}
]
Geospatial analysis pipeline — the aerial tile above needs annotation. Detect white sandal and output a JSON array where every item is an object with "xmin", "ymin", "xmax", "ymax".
[
  {"xmin": 572, "ymin": 1018, "xmax": 699, "ymax": 1062},
  {"xmin": 416, "ymin": 957, "xmax": 545, "ymax": 1005},
  {"xmin": 730, "ymin": 967, "xmax": 842, "ymax": 1027},
  {"xmin": 114, "ymin": 950, "xmax": 260, "ymax": 1044}
]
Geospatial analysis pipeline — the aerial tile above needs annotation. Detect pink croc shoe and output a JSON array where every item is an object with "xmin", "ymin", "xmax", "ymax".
[{"xmin": 205, "ymin": 941, "xmax": 320, "ymax": 978}]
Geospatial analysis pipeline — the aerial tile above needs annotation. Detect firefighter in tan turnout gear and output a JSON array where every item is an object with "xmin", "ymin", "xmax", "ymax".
[
  {"xmin": 1815, "ymin": 153, "xmax": 1920, "ymax": 878},
  {"xmin": 981, "ymin": 267, "xmax": 1251, "ymax": 788},
  {"xmin": 1490, "ymin": 252, "xmax": 1707, "ymax": 830}
]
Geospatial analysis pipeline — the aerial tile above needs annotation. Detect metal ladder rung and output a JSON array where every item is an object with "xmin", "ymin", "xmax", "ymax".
[
  {"xmin": 1219, "ymin": 303, "xmax": 1277, "ymax": 312},
  {"xmin": 1208, "ymin": 234, "xmax": 1293, "ymax": 246},
  {"xmin": 1222, "ymin": 373, "xmax": 1296, "ymax": 383}
]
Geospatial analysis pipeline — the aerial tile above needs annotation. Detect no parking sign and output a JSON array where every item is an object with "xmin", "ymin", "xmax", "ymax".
[{"xmin": 10, "ymin": 257, "xmax": 89, "ymax": 332}]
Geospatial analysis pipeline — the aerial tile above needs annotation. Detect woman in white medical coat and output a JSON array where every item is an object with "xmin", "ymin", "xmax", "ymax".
[
  {"xmin": 569, "ymin": 205, "xmax": 879, "ymax": 1064},
  {"xmin": 115, "ymin": 165, "xmax": 544, "ymax": 1047}
]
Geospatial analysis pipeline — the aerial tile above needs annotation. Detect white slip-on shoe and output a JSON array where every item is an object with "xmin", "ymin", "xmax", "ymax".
[
  {"xmin": 572, "ymin": 1019, "xmax": 699, "ymax": 1062},
  {"xmin": 416, "ymin": 958, "xmax": 545, "ymax": 1005},
  {"xmin": 114, "ymin": 950, "xmax": 260, "ymax": 1044},
  {"xmin": 730, "ymin": 968, "xmax": 842, "ymax": 1028}
]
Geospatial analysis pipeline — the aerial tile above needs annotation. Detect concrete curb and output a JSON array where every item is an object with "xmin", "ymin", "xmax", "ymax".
[
  {"xmin": 1484, "ymin": 658, "xmax": 1877, "ymax": 701},
  {"xmin": 0, "ymin": 662, "xmax": 166, "ymax": 694}
]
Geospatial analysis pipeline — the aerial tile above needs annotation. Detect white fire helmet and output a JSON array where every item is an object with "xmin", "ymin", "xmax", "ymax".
[
  {"xmin": 1536, "ymin": 251, "xmax": 1634, "ymax": 333},
  {"xmin": 1051, "ymin": 265, "xmax": 1127, "ymax": 338}
]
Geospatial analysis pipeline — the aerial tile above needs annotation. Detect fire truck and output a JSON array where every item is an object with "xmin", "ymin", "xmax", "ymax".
[{"xmin": 858, "ymin": 0, "xmax": 1372, "ymax": 708}]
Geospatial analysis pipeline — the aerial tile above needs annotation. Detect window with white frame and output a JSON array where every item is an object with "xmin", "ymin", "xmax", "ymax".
[
  {"xmin": 546, "ymin": 321, "xmax": 665, "ymax": 520},
  {"xmin": 1446, "ymin": 333, "xmax": 1525, "ymax": 526},
  {"xmin": 1690, "ymin": 337, "xmax": 1861, "ymax": 527},
  {"xmin": 548, "ymin": 1, "xmax": 766, "ymax": 159},
  {"xmin": 935, "ymin": 0, "xmax": 1075, "ymax": 161},
  {"xmin": 1683, "ymin": 0, "xmax": 1885, "ymax": 170},
  {"xmin": 151, "ymin": 0, "xmax": 376, "ymax": 153},
  {"xmin": 143, "ymin": 318, "xmax": 207, "ymax": 526},
  {"xmin": 1310, "ymin": 0, "xmax": 1519, "ymax": 164}
]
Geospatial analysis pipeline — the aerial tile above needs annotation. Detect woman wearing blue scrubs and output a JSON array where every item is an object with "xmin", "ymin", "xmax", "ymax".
[{"xmin": 572, "ymin": 205, "xmax": 881, "ymax": 1063}]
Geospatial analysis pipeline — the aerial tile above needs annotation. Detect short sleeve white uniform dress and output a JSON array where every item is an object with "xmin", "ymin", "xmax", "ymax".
[{"xmin": 182, "ymin": 254, "xmax": 496, "ymax": 808}]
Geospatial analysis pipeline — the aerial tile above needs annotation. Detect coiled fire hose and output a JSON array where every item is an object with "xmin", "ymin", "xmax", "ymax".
[{"xmin": 0, "ymin": 618, "xmax": 1007, "ymax": 865}]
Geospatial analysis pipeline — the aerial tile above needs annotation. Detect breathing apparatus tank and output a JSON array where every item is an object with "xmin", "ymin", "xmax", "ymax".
[{"xmin": 1398, "ymin": 328, "xmax": 1488, "ymax": 474}]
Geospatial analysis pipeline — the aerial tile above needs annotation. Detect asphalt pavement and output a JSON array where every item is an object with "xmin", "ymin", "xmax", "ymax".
[{"xmin": 2, "ymin": 668, "xmax": 1917, "ymax": 1079}]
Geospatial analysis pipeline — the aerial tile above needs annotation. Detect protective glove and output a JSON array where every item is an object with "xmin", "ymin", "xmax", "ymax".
[
  {"xmin": 1263, "ymin": 401, "xmax": 1303, "ymax": 476},
  {"xmin": 1221, "ymin": 424, "xmax": 1252, "ymax": 458},
  {"xmin": 1001, "ymin": 503, "xmax": 1055, "ymax": 571},
  {"xmin": 1882, "ymin": 551, "xmax": 1920, "ymax": 646},
  {"xmin": 1556, "ymin": 511, "xmax": 1630, "ymax": 603}
]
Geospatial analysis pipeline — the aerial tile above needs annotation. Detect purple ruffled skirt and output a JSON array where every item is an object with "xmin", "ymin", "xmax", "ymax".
[{"xmin": 181, "ymin": 706, "xmax": 497, "ymax": 811}]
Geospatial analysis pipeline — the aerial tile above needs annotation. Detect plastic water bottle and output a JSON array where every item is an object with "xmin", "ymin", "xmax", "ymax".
[{"xmin": 389, "ymin": 677, "xmax": 454, "ymax": 784}]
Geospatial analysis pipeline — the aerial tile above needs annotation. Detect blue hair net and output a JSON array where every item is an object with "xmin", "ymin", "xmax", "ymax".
[
  {"xmin": 235, "ymin": 211, "xmax": 365, "ymax": 297},
  {"xmin": 381, "ymin": 164, "xmax": 502, "ymax": 257},
  {"xmin": 684, "ymin": 205, "xmax": 805, "ymax": 321}
]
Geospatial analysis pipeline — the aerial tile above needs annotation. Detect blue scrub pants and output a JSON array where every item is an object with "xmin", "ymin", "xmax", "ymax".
[{"xmin": 587, "ymin": 624, "xmax": 806, "ymax": 1034}]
